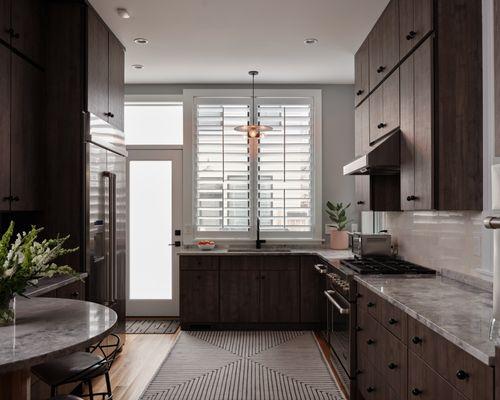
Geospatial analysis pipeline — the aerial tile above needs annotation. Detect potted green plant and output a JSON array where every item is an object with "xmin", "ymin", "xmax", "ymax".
[
  {"xmin": 0, "ymin": 221, "xmax": 78, "ymax": 326},
  {"xmin": 325, "ymin": 201, "xmax": 351, "ymax": 250}
]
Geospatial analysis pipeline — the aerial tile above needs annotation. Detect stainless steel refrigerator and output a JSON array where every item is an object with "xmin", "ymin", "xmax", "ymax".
[{"xmin": 84, "ymin": 112, "xmax": 127, "ymax": 335}]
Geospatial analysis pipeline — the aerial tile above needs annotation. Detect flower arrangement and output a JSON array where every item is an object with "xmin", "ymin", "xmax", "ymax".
[{"xmin": 0, "ymin": 221, "xmax": 78, "ymax": 325}]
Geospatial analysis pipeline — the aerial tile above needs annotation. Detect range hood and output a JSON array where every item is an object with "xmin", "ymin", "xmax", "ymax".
[{"xmin": 343, "ymin": 130, "xmax": 400, "ymax": 176}]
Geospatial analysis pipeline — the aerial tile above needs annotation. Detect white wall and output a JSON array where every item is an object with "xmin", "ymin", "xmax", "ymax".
[{"xmin": 125, "ymin": 83, "xmax": 356, "ymax": 242}]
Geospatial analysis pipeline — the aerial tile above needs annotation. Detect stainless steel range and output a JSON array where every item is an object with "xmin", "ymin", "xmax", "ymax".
[{"xmin": 321, "ymin": 256, "xmax": 435, "ymax": 398}]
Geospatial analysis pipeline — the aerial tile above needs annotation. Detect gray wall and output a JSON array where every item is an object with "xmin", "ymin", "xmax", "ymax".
[{"xmin": 125, "ymin": 83, "xmax": 356, "ymax": 240}]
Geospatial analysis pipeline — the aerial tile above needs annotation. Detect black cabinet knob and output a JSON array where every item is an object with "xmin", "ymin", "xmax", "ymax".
[
  {"xmin": 456, "ymin": 370, "xmax": 469, "ymax": 380},
  {"xmin": 388, "ymin": 362, "xmax": 397, "ymax": 370},
  {"xmin": 376, "ymin": 66, "xmax": 386, "ymax": 73},
  {"xmin": 366, "ymin": 387, "xmax": 375, "ymax": 393},
  {"xmin": 366, "ymin": 338, "xmax": 375, "ymax": 345},
  {"xmin": 356, "ymin": 326, "xmax": 363, "ymax": 332},
  {"xmin": 411, "ymin": 336, "xmax": 422, "ymax": 344},
  {"xmin": 71, "ymin": 291, "xmax": 80, "ymax": 298},
  {"xmin": 109, "ymin": 113, "xmax": 115, "ymax": 118},
  {"xmin": 406, "ymin": 31, "xmax": 417, "ymax": 40},
  {"xmin": 388, "ymin": 318, "xmax": 398, "ymax": 325},
  {"xmin": 357, "ymin": 201, "xmax": 365, "ymax": 205},
  {"xmin": 356, "ymin": 89, "xmax": 364, "ymax": 96},
  {"xmin": 12, "ymin": 196, "xmax": 19, "ymax": 202},
  {"xmin": 367, "ymin": 302, "xmax": 375, "ymax": 308},
  {"xmin": 411, "ymin": 388, "xmax": 422, "ymax": 396},
  {"xmin": 407, "ymin": 195, "xmax": 418, "ymax": 201},
  {"xmin": 377, "ymin": 123, "xmax": 387, "ymax": 129}
]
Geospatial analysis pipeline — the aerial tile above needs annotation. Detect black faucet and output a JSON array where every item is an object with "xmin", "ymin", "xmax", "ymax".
[{"xmin": 256, "ymin": 218, "xmax": 266, "ymax": 249}]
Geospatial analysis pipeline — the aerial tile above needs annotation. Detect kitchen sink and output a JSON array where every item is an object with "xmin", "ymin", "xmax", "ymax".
[{"xmin": 227, "ymin": 248, "xmax": 292, "ymax": 253}]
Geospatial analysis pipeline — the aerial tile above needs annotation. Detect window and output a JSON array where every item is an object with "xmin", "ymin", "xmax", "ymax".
[
  {"xmin": 125, "ymin": 102, "xmax": 183, "ymax": 145},
  {"xmin": 188, "ymin": 90, "xmax": 321, "ymax": 240}
]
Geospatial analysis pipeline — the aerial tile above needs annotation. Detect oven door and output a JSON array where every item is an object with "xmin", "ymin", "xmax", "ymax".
[{"xmin": 325, "ymin": 289, "xmax": 352, "ymax": 376}]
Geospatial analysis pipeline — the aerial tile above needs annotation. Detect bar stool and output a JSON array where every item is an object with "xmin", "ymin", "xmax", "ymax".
[{"xmin": 33, "ymin": 334, "xmax": 120, "ymax": 399}]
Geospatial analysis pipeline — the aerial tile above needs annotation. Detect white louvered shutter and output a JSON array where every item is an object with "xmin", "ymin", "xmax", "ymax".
[
  {"xmin": 257, "ymin": 102, "xmax": 313, "ymax": 233},
  {"xmin": 195, "ymin": 102, "xmax": 251, "ymax": 233}
]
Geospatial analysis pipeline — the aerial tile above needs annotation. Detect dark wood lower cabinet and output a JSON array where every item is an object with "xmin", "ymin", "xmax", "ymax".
[
  {"xmin": 300, "ymin": 256, "xmax": 323, "ymax": 324},
  {"xmin": 260, "ymin": 269, "xmax": 299, "ymax": 323},
  {"xmin": 180, "ymin": 270, "xmax": 219, "ymax": 325},
  {"xmin": 220, "ymin": 270, "xmax": 260, "ymax": 323}
]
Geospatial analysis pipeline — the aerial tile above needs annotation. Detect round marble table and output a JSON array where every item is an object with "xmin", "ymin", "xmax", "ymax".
[{"xmin": 0, "ymin": 297, "xmax": 117, "ymax": 400}]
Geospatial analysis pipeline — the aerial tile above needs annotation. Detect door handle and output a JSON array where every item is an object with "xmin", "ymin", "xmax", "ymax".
[
  {"xmin": 103, "ymin": 171, "xmax": 117, "ymax": 304},
  {"xmin": 169, "ymin": 241, "xmax": 181, "ymax": 247},
  {"xmin": 484, "ymin": 217, "xmax": 500, "ymax": 229},
  {"xmin": 324, "ymin": 290, "xmax": 350, "ymax": 314}
]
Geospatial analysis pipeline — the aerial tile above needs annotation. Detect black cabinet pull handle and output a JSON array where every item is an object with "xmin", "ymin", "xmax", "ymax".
[
  {"xmin": 357, "ymin": 201, "xmax": 365, "ymax": 205},
  {"xmin": 366, "ymin": 338, "xmax": 375, "ymax": 345},
  {"xmin": 407, "ymin": 195, "xmax": 418, "ymax": 201},
  {"xmin": 366, "ymin": 387, "xmax": 375, "ymax": 393},
  {"xmin": 71, "ymin": 291, "xmax": 80, "ymax": 298},
  {"xmin": 406, "ymin": 31, "xmax": 417, "ymax": 40},
  {"xmin": 2, "ymin": 196, "xmax": 11, "ymax": 202},
  {"xmin": 356, "ymin": 326, "xmax": 362, "ymax": 332},
  {"xmin": 411, "ymin": 388, "xmax": 422, "ymax": 396},
  {"xmin": 411, "ymin": 336, "xmax": 422, "ymax": 344},
  {"xmin": 109, "ymin": 113, "xmax": 115, "ymax": 118},
  {"xmin": 376, "ymin": 66, "xmax": 386, "ymax": 73},
  {"xmin": 367, "ymin": 302, "xmax": 375, "ymax": 308},
  {"xmin": 456, "ymin": 370, "xmax": 469, "ymax": 380},
  {"xmin": 388, "ymin": 318, "xmax": 398, "ymax": 325},
  {"xmin": 377, "ymin": 123, "xmax": 387, "ymax": 129},
  {"xmin": 12, "ymin": 196, "xmax": 19, "ymax": 202},
  {"xmin": 356, "ymin": 89, "xmax": 364, "ymax": 96},
  {"xmin": 388, "ymin": 362, "xmax": 397, "ymax": 370}
]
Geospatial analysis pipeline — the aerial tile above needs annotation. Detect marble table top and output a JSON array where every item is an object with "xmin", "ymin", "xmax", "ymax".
[
  {"xmin": 355, "ymin": 274, "xmax": 495, "ymax": 366},
  {"xmin": 0, "ymin": 298, "xmax": 117, "ymax": 373},
  {"xmin": 24, "ymin": 273, "xmax": 88, "ymax": 297}
]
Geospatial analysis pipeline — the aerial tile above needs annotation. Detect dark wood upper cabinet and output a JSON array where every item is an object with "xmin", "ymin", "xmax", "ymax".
[
  {"xmin": 0, "ymin": 44, "xmax": 10, "ymax": 211},
  {"xmin": 355, "ymin": 176, "xmax": 371, "ymax": 212},
  {"xmin": 400, "ymin": 37, "xmax": 434, "ymax": 210},
  {"xmin": 11, "ymin": 0, "xmax": 43, "ymax": 66},
  {"xmin": 354, "ymin": 38, "xmax": 370, "ymax": 106},
  {"xmin": 369, "ymin": 70, "xmax": 400, "ymax": 144},
  {"xmin": 10, "ymin": 52, "xmax": 41, "ymax": 211},
  {"xmin": 108, "ymin": 33, "xmax": 125, "ymax": 131},
  {"xmin": 369, "ymin": 0, "xmax": 399, "ymax": 91},
  {"xmin": 0, "ymin": 0, "xmax": 10, "ymax": 44},
  {"xmin": 87, "ymin": 7, "xmax": 109, "ymax": 123},
  {"xmin": 399, "ymin": 0, "xmax": 433, "ymax": 60},
  {"xmin": 355, "ymin": 99, "xmax": 370, "ymax": 157}
]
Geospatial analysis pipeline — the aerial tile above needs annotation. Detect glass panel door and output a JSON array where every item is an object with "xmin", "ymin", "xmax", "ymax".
[{"xmin": 126, "ymin": 149, "xmax": 182, "ymax": 316}]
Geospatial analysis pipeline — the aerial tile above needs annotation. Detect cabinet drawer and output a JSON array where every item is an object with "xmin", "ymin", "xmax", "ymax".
[
  {"xmin": 409, "ymin": 351, "xmax": 468, "ymax": 400},
  {"xmin": 180, "ymin": 256, "xmax": 219, "ymax": 270},
  {"xmin": 261, "ymin": 255, "xmax": 299, "ymax": 270},
  {"xmin": 358, "ymin": 284, "xmax": 382, "ymax": 321},
  {"xmin": 381, "ymin": 326, "xmax": 407, "ymax": 398},
  {"xmin": 220, "ymin": 256, "xmax": 260, "ymax": 270},
  {"xmin": 380, "ymin": 298, "xmax": 407, "ymax": 341},
  {"xmin": 357, "ymin": 309, "xmax": 382, "ymax": 365},
  {"xmin": 357, "ymin": 355, "xmax": 400, "ymax": 400},
  {"xmin": 408, "ymin": 317, "xmax": 493, "ymax": 400}
]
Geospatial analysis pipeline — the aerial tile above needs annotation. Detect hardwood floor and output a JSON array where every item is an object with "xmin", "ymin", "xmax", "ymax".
[{"xmin": 92, "ymin": 333, "xmax": 179, "ymax": 400}]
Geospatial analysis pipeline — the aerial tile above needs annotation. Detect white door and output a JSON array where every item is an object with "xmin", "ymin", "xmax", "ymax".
[{"xmin": 126, "ymin": 149, "xmax": 182, "ymax": 316}]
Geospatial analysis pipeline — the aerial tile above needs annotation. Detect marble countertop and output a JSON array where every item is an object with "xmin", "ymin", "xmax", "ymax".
[
  {"xmin": 24, "ymin": 273, "xmax": 88, "ymax": 297},
  {"xmin": 355, "ymin": 274, "xmax": 495, "ymax": 366},
  {"xmin": 0, "ymin": 298, "xmax": 117, "ymax": 373}
]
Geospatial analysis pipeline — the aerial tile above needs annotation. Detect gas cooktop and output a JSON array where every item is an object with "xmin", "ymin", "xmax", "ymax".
[{"xmin": 340, "ymin": 257, "xmax": 436, "ymax": 275}]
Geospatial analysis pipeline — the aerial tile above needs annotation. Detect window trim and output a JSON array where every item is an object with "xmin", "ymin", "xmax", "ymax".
[{"xmin": 183, "ymin": 89, "xmax": 322, "ymax": 243}]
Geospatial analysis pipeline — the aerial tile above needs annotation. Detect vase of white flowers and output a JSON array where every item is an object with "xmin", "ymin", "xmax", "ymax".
[{"xmin": 0, "ymin": 221, "xmax": 78, "ymax": 326}]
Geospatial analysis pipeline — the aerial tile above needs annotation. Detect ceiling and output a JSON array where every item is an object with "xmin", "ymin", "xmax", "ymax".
[{"xmin": 89, "ymin": 0, "xmax": 389, "ymax": 85}]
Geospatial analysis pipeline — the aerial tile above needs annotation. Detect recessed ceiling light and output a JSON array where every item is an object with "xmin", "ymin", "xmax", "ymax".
[
  {"xmin": 131, "ymin": 64, "xmax": 144, "ymax": 70},
  {"xmin": 116, "ymin": 8, "xmax": 131, "ymax": 19},
  {"xmin": 134, "ymin": 38, "xmax": 149, "ymax": 44},
  {"xmin": 304, "ymin": 38, "xmax": 318, "ymax": 45}
]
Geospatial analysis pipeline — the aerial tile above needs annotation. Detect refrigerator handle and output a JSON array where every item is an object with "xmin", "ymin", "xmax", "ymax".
[{"xmin": 103, "ymin": 171, "xmax": 117, "ymax": 305}]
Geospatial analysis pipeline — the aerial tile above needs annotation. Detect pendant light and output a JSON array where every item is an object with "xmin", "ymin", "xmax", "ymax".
[{"xmin": 235, "ymin": 71, "xmax": 272, "ymax": 138}]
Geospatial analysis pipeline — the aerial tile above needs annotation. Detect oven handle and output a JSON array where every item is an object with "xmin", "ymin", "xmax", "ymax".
[
  {"xmin": 324, "ymin": 290, "xmax": 350, "ymax": 315},
  {"xmin": 314, "ymin": 264, "xmax": 327, "ymax": 274}
]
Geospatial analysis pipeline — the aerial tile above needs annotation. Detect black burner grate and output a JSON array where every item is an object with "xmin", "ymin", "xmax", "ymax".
[{"xmin": 340, "ymin": 257, "xmax": 435, "ymax": 275}]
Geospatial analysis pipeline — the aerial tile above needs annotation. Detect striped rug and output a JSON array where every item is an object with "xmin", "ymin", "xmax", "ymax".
[
  {"xmin": 140, "ymin": 331, "xmax": 345, "ymax": 400},
  {"xmin": 126, "ymin": 319, "xmax": 180, "ymax": 334}
]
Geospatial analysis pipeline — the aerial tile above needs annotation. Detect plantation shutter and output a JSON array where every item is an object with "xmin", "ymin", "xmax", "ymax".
[
  {"xmin": 256, "ymin": 101, "xmax": 313, "ymax": 232},
  {"xmin": 195, "ymin": 101, "xmax": 251, "ymax": 232}
]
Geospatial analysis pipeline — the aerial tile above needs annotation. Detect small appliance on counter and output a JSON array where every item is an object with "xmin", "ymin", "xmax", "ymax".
[{"xmin": 350, "ymin": 232, "xmax": 392, "ymax": 257}]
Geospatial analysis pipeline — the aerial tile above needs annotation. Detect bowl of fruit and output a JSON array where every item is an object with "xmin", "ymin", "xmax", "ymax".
[{"xmin": 197, "ymin": 240, "xmax": 216, "ymax": 251}]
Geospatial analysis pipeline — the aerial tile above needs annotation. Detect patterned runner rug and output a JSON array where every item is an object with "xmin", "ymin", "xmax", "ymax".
[
  {"xmin": 126, "ymin": 319, "xmax": 180, "ymax": 334},
  {"xmin": 140, "ymin": 331, "xmax": 345, "ymax": 400}
]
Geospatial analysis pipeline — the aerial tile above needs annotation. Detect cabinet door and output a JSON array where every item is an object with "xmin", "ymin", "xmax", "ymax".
[
  {"xmin": 354, "ymin": 38, "xmax": 370, "ymax": 106},
  {"xmin": 355, "ymin": 100, "xmax": 370, "ymax": 157},
  {"xmin": 355, "ymin": 176, "xmax": 370, "ymax": 211},
  {"xmin": 382, "ymin": 69, "xmax": 400, "ymax": 136},
  {"xmin": 300, "ymin": 256, "xmax": 323, "ymax": 324},
  {"xmin": 11, "ymin": 0, "xmax": 43, "ymax": 65},
  {"xmin": 0, "ymin": 45, "xmax": 10, "ymax": 211},
  {"xmin": 0, "ymin": 0, "xmax": 11, "ymax": 44},
  {"xmin": 369, "ymin": 21, "xmax": 383, "ymax": 91},
  {"xmin": 220, "ymin": 270, "xmax": 260, "ymax": 323},
  {"xmin": 87, "ymin": 7, "xmax": 109, "ymax": 122},
  {"xmin": 400, "ymin": 0, "xmax": 433, "ymax": 59},
  {"xmin": 401, "ymin": 38, "xmax": 434, "ymax": 210},
  {"xmin": 180, "ymin": 270, "xmax": 219, "ymax": 323},
  {"xmin": 10, "ymin": 53, "xmax": 41, "ymax": 211},
  {"xmin": 260, "ymin": 269, "xmax": 300, "ymax": 323},
  {"xmin": 108, "ymin": 32, "xmax": 124, "ymax": 131}
]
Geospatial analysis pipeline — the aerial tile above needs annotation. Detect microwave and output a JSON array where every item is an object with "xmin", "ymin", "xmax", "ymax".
[{"xmin": 351, "ymin": 233, "xmax": 392, "ymax": 257}]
